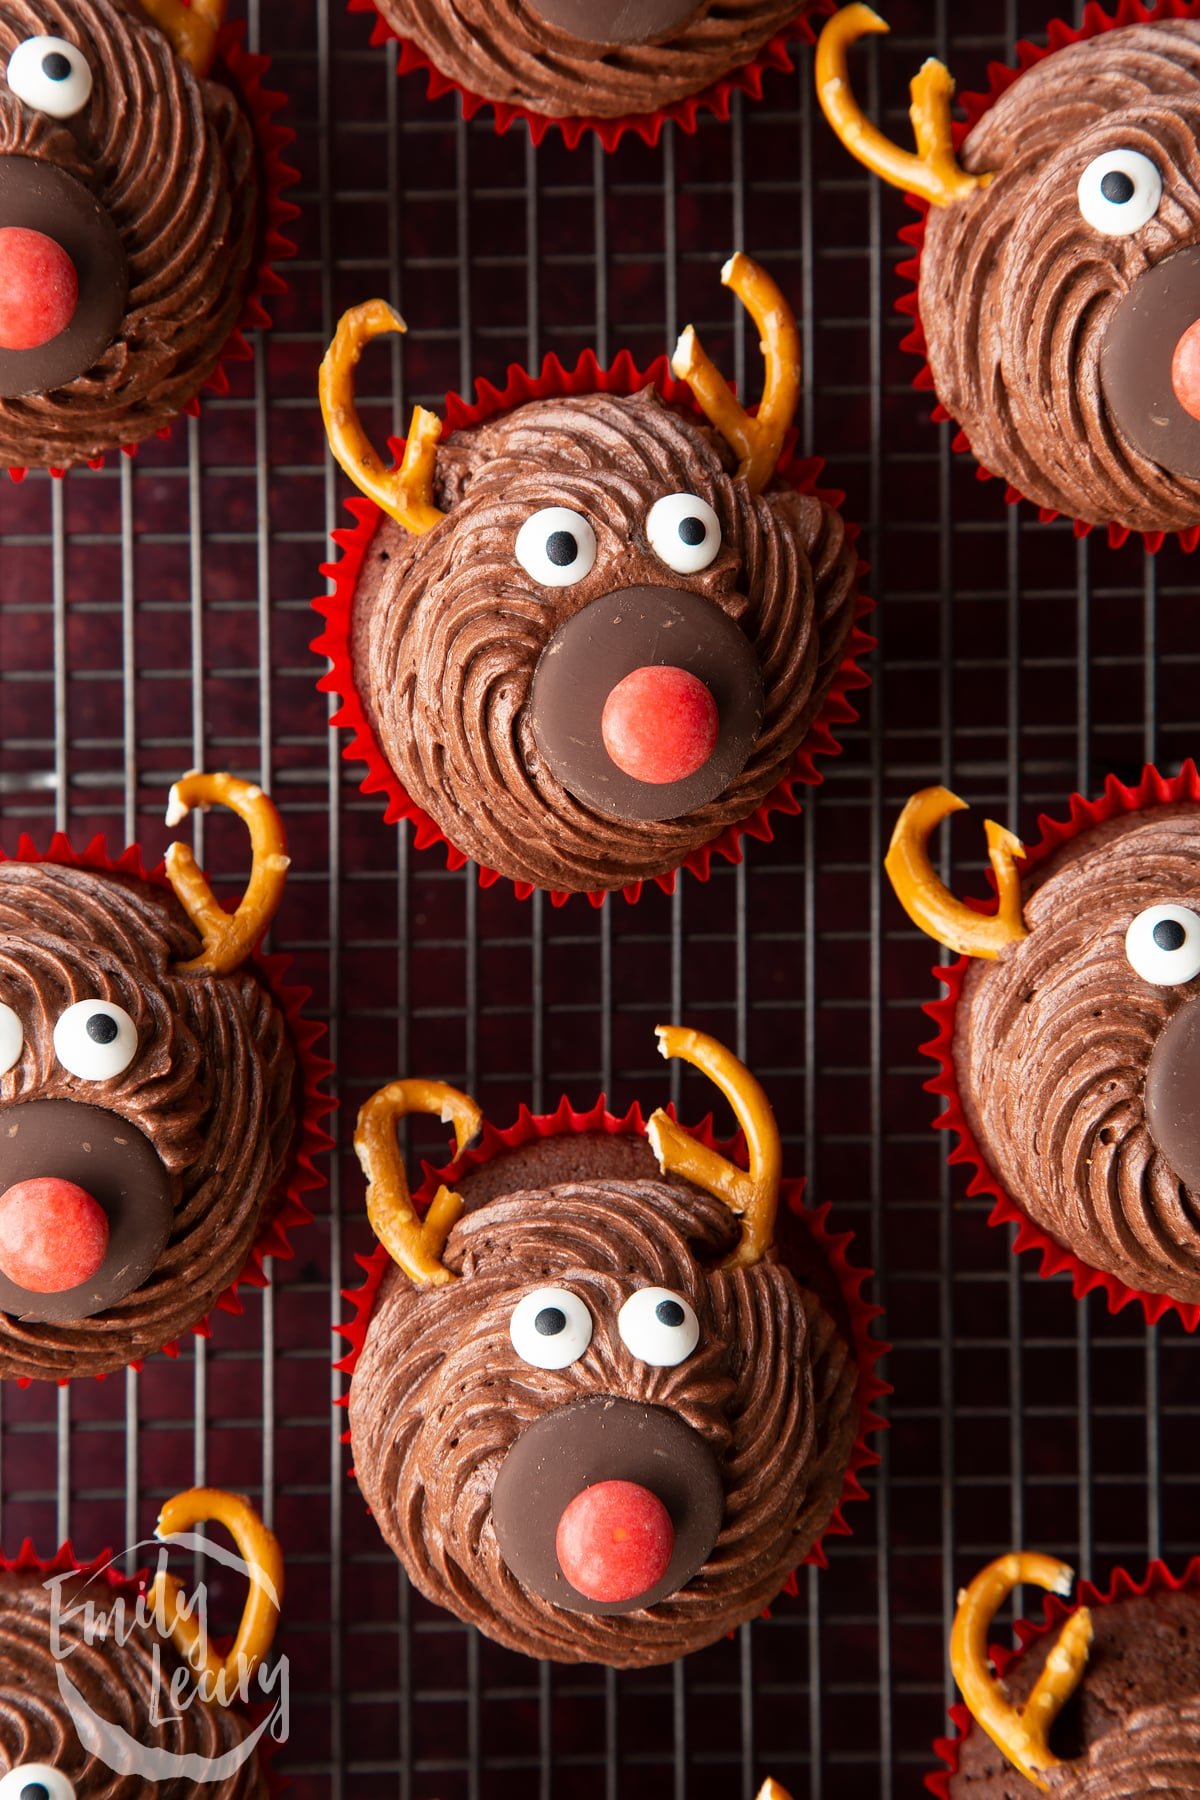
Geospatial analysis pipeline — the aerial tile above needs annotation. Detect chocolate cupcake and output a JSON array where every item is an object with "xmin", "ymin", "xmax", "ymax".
[
  {"xmin": 0, "ymin": 1487, "xmax": 283, "ymax": 1796},
  {"xmin": 0, "ymin": 770, "xmax": 329, "ymax": 1381},
  {"xmin": 0, "ymin": 0, "xmax": 295, "ymax": 475},
  {"xmin": 349, "ymin": 0, "xmax": 817, "ymax": 149},
  {"xmin": 817, "ymin": 4, "xmax": 1200, "ymax": 547},
  {"xmin": 338, "ymin": 1027, "xmax": 886, "ymax": 1669},
  {"xmin": 885, "ymin": 766, "xmax": 1200, "ymax": 1326},
  {"xmin": 930, "ymin": 1551, "xmax": 1200, "ymax": 1797},
  {"xmin": 314, "ymin": 255, "xmax": 869, "ymax": 903}
]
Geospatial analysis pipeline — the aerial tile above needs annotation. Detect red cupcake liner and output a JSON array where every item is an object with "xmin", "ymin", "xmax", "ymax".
[
  {"xmin": 312, "ymin": 347, "xmax": 874, "ymax": 908},
  {"xmin": 5, "ymin": 16, "xmax": 299, "ymax": 484},
  {"xmin": 895, "ymin": 0, "xmax": 1200, "ymax": 555},
  {"xmin": 0, "ymin": 825, "xmax": 335, "ymax": 1383},
  {"xmin": 346, "ymin": 2, "xmax": 829, "ymax": 152},
  {"xmin": 0, "ymin": 1538, "xmax": 283, "ymax": 1791},
  {"xmin": 920, "ymin": 758, "xmax": 1200, "ymax": 1331},
  {"xmin": 335, "ymin": 1091, "xmax": 889, "ymax": 1587},
  {"xmin": 925, "ymin": 1555, "xmax": 1200, "ymax": 1795}
]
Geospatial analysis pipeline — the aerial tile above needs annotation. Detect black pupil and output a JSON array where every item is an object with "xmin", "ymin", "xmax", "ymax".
[
  {"xmin": 545, "ymin": 530, "xmax": 578, "ymax": 568},
  {"xmin": 21, "ymin": 1783, "xmax": 52, "ymax": 1800},
  {"xmin": 677, "ymin": 515, "xmax": 706, "ymax": 547},
  {"xmin": 42, "ymin": 51, "xmax": 72, "ymax": 82},
  {"xmin": 655, "ymin": 1299, "xmax": 686, "ymax": 1328},
  {"xmin": 534, "ymin": 1306, "xmax": 566, "ymax": 1336},
  {"xmin": 1100, "ymin": 169, "xmax": 1136, "ymax": 205},
  {"xmin": 86, "ymin": 1013, "xmax": 119, "ymax": 1045},
  {"xmin": 1153, "ymin": 918, "xmax": 1188, "ymax": 953}
]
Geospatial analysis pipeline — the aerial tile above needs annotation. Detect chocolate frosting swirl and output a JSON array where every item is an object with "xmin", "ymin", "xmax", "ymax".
[
  {"xmin": 0, "ymin": 1569, "xmax": 264, "ymax": 1795},
  {"xmin": 949, "ymin": 1588, "xmax": 1200, "ymax": 1798},
  {"xmin": 370, "ymin": 0, "xmax": 801, "ymax": 119},
  {"xmin": 349, "ymin": 1155, "xmax": 859, "ymax": 1668},
  {"xmin": 0, "ymin": 858, "xmax": 298, "ymax": 1380},
  {"xmin": 351, "ymin": 387, "xmax": 857, "ymax": 892},
  {"xmin": 920, "ymin": 20, "xmax": 1200, "ymax": 532},
  {"xmin": 0, "ymin": 0, "xmax": 258, "ymax": 469},
  {"xmin": 955, "ymin": 806, "xmax": 1200, "ymax": 1307}
]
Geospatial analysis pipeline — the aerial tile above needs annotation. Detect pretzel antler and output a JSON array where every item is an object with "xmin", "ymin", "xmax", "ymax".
[
  {"xmin": 671, "ymin": 253, "xmax": 800, "ymax": 495},
  {"xmin": 885, "ymin": 786, "xmax": 1028, "ymax": 960},
  {"xmin": 355, "ymin": 1079, "xmax": 484, "ymax": 1288},
  {"xmin": 319, "ymin": 301, "xmax": 445, "ymax": 535},
  {"xmin": 647, "ymin": 1026, "xmax": 781, "ymax": 1270},
  {"xmin": 816, "ymin": 5, "xmax": 993, "ymax": 209},
  {"xmin": 139, "ymin": 0, "xmax": 225, "ymax": 75},
  {"xmin": 150, "ymin": 1487, "xmax": 284, "ymax": 1706},
  {"xmin": 164, "ymin": 771, "xmax": 290, "ymax": 976},
  {"xmin": 951, "ymin": 1552, "xmax": 1093, "ymax": 1791}
]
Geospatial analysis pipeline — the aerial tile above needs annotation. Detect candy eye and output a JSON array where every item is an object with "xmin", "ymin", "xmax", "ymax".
[
  {"xmin": 617, "ymin": 1287, "xmax": 699, "ymax": 1367},
  {"xmin": 1077, "ymin": 148, "xmax": 1162, "ymax": 237},
  {"xmin": 1125, "ymin": 904, "xmax": 1200, "ymax": 986},
  {"xmin": 0, "ymin": 1768, "xmax": 78, "ymax": 1800},
  {"xmin": 514, "ymin": 507, "xmax": 598, "ymax": 588},
  {"xmin": 52, "ymin": 1000, "xmax": 138, "ymax": 1081},
  {"xmin": 510, "ymin": 1287, "xmax": 593, "ymax": 1369},
  {"xmin": 0, "ymin": 1004, "xmax": 22, "ymax": 1077},
  {"xmin": 7, "ymin": 36, "xmax": 93, "ymax": 119},
  {"xmin": 646, "ymin": 493, "xmax": 722, "ymax": 574}
]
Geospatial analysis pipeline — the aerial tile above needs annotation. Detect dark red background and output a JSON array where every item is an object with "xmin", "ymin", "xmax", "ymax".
[{"xmin": 2, "ymin": 1, "xmax": 1199, "ymax": 1794}]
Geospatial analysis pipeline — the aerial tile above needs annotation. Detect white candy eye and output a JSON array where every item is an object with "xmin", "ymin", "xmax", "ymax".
[
  {"xmin": 1125, "ymin": 904, "xmax": 1200, "ymax": 986},
  {"xmin": 1077, "ymin": 148, "xmax": 1162, "ymax": 237},
  {"xmin": 646, "ymin": 493, "xmax": 722, "ymax": 574},
  {"xmin": 52, "ymin": 999, "xmax": 138, "ymax": 1081},
  {"xmin": 514, "ymin": 507, "xmax": 597, "ymax": 588},
  {"xmin": 7, "ymin": 37, "xmax": 93, "ymax": 120},
  {"xmin": 0, "ymin": 1768, "xmax": 77, "ymax": 1800},
  {"xmin": 0, "ymin": 1004, "xmax": 21, "ymax": 1077},
  {"xmin": 510, "ymin": 1287, "xmax": 593, "ymax": 1369},
  {"xmin": 617, "ymin": 1287, "xmax": 699, "ymax": 1367}
]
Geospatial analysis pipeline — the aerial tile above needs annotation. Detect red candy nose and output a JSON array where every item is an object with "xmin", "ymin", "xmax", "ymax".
[
  {"xmin": 0, "ymin": 1177, "xmax": 109, "ymax": 1294},
  {"xmin": 1171, "ymin": 317, "xmax": 1200, "ymax": 422},
  {"xmin": 0, "ymin": 227, "xmax": 79, "ymax": 352},
  {"xmin": 555, "ymin": 1479, "xmax": 675, "ymax": 1604},
  {"xmin": 601, "ymin": 665, "xmax": 719, "ymax": 786}
]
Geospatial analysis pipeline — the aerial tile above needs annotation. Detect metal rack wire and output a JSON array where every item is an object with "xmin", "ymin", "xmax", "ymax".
[{"xmin": 2, "ymin": 0, "xmax": 1200, "ymax": 1792}]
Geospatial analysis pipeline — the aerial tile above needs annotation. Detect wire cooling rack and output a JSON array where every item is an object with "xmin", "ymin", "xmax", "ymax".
[{"xmin": 3, "ymin": 0, "xmax": 1200, "ymax": 1793}]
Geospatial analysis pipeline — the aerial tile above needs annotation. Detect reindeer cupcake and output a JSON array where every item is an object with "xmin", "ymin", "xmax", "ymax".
[
  {"xmin": 817, "ymin": 3, "xmax": 1200, "ymax": 546},
  {"xmin": 0, "ymin": 0, "xmax": 293, "ymax": 473},
  {"xmin": 885, "ymin": 765, "xmax": 1200, "ymax": 1325},
  {"xmin": 339, "ymin": 1027, "xmax": 886, "ymax": 1668},
  {"xmin": 313, "ymin": 253, "xmax": 870, "ymax": 902},
  {"xmin": 0, "ymin": 771, "xmax": 327, "ymax": 1381}
]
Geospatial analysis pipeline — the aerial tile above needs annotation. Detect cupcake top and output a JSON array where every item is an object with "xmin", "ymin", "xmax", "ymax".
[
  {"xmin": 319, "ymin": 256, "xmax": 859, "ymax": 894},
  {"xmin": 946, "ymin": 1553, "xmax": 1200, "ymax": 1798},
  {"xmin": 0, "ymin": 0, "xmax": 260, "ymax": 471},
  {"xmin": 0, "ymin": 772, "xmax": 299, "ymax": 1380},
  {"xmin": 885, "ymin": 785, "xmax": 1200, "ymax": 1310},
  {"xmin": 345, "ymin": 1027, "xmax": 863, "ymax": 1668},
  {"xmin": 366, "ymin": 0, "xmax": 801, "ymax": 121},
  {"xmin": 817, "ymin": 8, "xmax": 1200, "ymax": 536},
  {"xmin": 0, "ymin": 1488, "xmax": 282, "ymax": 1798}
]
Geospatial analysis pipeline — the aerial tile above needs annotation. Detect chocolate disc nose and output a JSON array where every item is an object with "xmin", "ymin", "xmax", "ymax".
[
  {"xmin": 492, "ymin": 1395, "xmax": 724, "ymax": 1616},
  {"xmin": 1101, "ymin": 246, "xmax": 1200, "ymax": 479},
  {"xmin": 525, "ymin": 0, "xmax": 702, "ymax": 46},
  {"xmin": 1144, "ymin": 999, "xmax": 1200, "ymax": 1193}
]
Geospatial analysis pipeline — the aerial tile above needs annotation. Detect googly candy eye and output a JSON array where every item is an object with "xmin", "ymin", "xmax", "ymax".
[
  {"xmin": 617, "ymin": 1287, "xmax": 700, "ymax": 1367},
  {"xmin": 510, "ymin": 1287, "xmax": 594, "ymax": 1369},
  {"xmin": 53, "ymin": 999, "xmax": 138, "ymax": 1080},
  {"xmin": 514, "ymin": 507, "xmax": 598, "ymax": 588},
  {"xmin": 0, "ymin": 1766, "xmax": 78, "ymax": 1800},
  {"xmin": 0, "ymin": 1004, "xmax": 22, "ymax": 1077},
  {"xmin": 1125, "ymin": 904, "xmax": 1200, "ymax": 987},
  {"xmin": 6, "ymin": 37, "xmax": 93, "ymax": 120},
  {"xmin": 646, "ymin": 493, "xmax": 722, "ymax": 574},
  {"xmin": 1077, "ymin": 148, "xmax": 1162, "ymax": 237}
]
